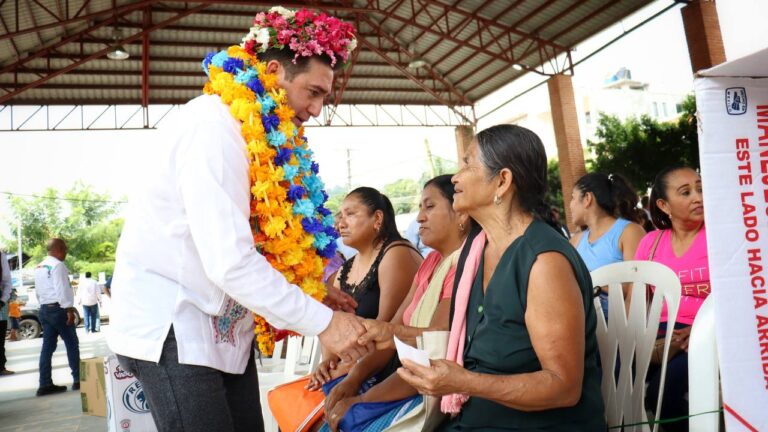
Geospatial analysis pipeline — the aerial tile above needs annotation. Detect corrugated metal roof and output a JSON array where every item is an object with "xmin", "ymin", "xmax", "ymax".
[{"xmin": 1, "ymin": 0, "xmax": 655, "ymax": 112}]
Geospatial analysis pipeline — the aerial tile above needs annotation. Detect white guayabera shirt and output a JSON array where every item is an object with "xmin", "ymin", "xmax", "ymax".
[
  {"xmin": 34, "ymin": 256, "xmax": 74, "ymax": 308},
  {"xmin": 109, "ymin": 95, "xmax": 332, "ymax": 374}
]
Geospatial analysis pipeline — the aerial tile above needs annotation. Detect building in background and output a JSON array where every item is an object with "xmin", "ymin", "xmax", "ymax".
[{"xmin": 499, "ymin": 68, "xmax": 689, "ymax": 161}]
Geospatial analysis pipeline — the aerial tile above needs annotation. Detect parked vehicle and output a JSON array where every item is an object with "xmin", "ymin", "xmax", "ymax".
[{"xmin": 16, "ymin": 291, "xmax": 83, "ymax": 340}]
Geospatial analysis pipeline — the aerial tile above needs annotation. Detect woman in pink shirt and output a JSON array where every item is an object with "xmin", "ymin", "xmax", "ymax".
[{"xmin": 634, "ymin": 166, "xmax": 706, "ymax": 432}]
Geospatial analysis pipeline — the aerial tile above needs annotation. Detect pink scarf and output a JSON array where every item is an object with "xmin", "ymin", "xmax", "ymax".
[{"xmin": 441, "ymin": 231, "xmax": 486, "ymax": 414}]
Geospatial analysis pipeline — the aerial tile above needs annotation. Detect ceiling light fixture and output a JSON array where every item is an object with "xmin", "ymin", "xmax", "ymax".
[
  {"xmin": 407, "ymin": 42, "xmax": 427, "ymax": 69},
  {"xmin": 513, "ymin": 64, "xmax": 524, "ymax": 71},
  {"xmin": 107, "ymin": 28, "xmax": 129, "ymax": 61},
  {"xmin": 408, "ymin": 57, "xmax": 427, "ymax": 69}
]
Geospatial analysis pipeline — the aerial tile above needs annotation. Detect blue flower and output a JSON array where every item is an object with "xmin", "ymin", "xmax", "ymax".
[
  {"xmin": 317, "ymin": 206, "xmax": 332, "ymax": 217},
  {"xmin": 211, "ymin": 51, "xmax": 229, "ymax": 68},
  {"xmin": 293, "ymin": 199, "xmax": 316, "ymax": 218},
  {"xmin": 309, "ymin": 189, "xmax": 325, "ymax": 207},
  {"xmin": 283, "ymin": 165, "xmax": 299, "ymax": 181},
  {"xmin": 323, "ymin": 225, "xmax": 339, "ymax": 238},
  {"xmin": 318, "ymin": 243, "xmax": 337, "ymax": 259},
  {"xmin": 246, "ymin": 78, "xmax": 264, "ymax": 96},
  {"xmin": 259, "ymin": 95, "xmax": 276, "ymax": 114},
  {"xmin": 235, "ymin": 68, "xmax": 258, "ymax": 84},
  {"xmin": 267, "ymin": 130, "xmax": 286, "ymax": 147},
  {"xmin": 287, "ymin": 184, "xmax": 306, "ymax": 201},
  {"xmin": 222, "ymin": 57, "xmax": 244, "ymax": 74},
  {"xmin": 262, "ymin": 114, "xmax": 280, "ymax": 133},
  {"xmin": 322, "ymin": 214, "xmax": 335, "ymax": 227},
  {"xmin": 311, "ymin": 162, "xmax": 320, "ymax": 174},
  {"xmin": 313, "ymin": 232, "xmax": 332, "ymax": 250},
  {"xmin": 297, "ymin": 157, "xmax": 313, "ymax": 173},
  {"xmin": 302, "ymin": 175, "xmax": 322, "ymax": 193},
  {"xmin": 301, "ymin": 217, "xmax": 323, "ymax": 234},
  {"xmin": 292, "ymin": 146, "xmax": 308, "ymax": 159},
  {"xmin": 202, "ymin": 52, "xmax": 216, "ymax": 74},
  {"xmin": 274, "ymin": 148, "xmax": 293, "ymax": 166}
]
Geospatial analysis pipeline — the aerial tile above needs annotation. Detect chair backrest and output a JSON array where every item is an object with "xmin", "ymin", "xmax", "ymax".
[
  {"xmin": 257, "ymin": 335, "xmax": 321, "ymax": 432},
  {"xmin": 688, "ymin": 295, "xmax": 720, "ymax": 431},
  {"xmin": 590, "ymin": 260, "xmax": 682, "ymax": 432},
  {"xmin": 257, "ymin": 335, "xmax": 320, "ymax": 377}
]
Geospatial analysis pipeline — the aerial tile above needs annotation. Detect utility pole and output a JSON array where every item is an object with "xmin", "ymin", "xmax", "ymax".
[
  {"xmin": 424, "ymin": 138, "xmax": 437, "ymax": 178},
  {"xmin": 346, "ymin": 148, "xmax": 352, "ymax": 191},
  {"xmin": 17, "ymin": 219, "xmax": 22, "ymax": 288}
]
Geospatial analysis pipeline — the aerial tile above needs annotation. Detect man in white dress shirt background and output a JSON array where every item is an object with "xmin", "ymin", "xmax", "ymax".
[
  {"xmin": 108, "ymin": 8, "xmax": 371, "ymax": 432},
  {"xmin": 0, "ymin": 250, "xmax": 14, "ymax": 376},
  {"xmin": 33, "ymin": 238, "xmax": 80, "ymax": 396},
  {"xmin": 76, "ymin": 271, "xmax": 101, "ymax": 333}
]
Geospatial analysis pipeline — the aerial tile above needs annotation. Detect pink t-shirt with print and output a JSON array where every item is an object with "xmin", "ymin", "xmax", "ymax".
[{"xmin": 634, "ymin": 226, "xmax": 710, "ymax": 325}]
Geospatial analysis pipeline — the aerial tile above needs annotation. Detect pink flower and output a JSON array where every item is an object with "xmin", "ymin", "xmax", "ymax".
[
  {"xmin": 241, "ymin": 7, "xmax": 356, "ymax": 68},
  {"xmin": 294, "ymin": 9, "xmax": 315, "ymax": 26},
  {"xmin": 277, "ymin": 29, "xmax": 293, "ymax": 45}
]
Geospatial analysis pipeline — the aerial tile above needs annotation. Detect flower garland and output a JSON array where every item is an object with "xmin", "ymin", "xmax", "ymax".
[{"xmin": 202, "ymin": 46, "xmax": 338, "ymax": 356}]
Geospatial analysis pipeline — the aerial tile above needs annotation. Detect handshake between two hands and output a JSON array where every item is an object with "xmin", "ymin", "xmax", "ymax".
[{"xmin": 317, "ymin": 312, "xmax": 396, "ymax": 364}]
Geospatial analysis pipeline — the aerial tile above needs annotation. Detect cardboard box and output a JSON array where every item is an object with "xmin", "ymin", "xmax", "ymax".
[
  {"xmin": 80, "ymin": 357, "xmax": 107, "ymax": 417},
  {"xmin": 104, "ymin": 354, "xmax": 158, "ymax": 432}
]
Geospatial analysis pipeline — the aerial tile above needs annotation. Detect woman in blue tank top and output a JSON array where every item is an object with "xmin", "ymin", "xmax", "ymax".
[{"xmin": 569, "ymin": 173, "xmax": 646, "ymax": 318}]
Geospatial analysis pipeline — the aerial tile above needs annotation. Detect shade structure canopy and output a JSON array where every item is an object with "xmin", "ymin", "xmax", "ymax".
[{"xmin": 0, "ymin": 0, "xmax": 654, "ymax": 125}]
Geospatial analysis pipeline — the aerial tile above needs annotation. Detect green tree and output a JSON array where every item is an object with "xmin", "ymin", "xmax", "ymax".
[
  {"xmin": 546, "ymin": 159, "xmax": 565, "ymax": 216},
  {"xmin": 383, "ymin": 179, "xmax": 420, "ymax": 214},
  {"xmin": 2, "ymin": 182, "xmax": 123, "ymax": 274},
  {"xmin": 324, "ymin": 186, "xmax": 349, "ymax": 215},
  {"xmin": 587, "ymin": 94, "xmax": 699, "ymax": 191}
]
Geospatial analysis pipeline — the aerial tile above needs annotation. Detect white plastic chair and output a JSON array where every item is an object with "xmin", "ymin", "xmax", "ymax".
[
  {"xmin": 258, "ymin": 336, "xmax": 322, "ymax": 432},
  {"xmin": 688, "ymin": 295, "xmax": 720, "ymax": 431},
  {"xmin": 591, "ymin": 260, "xmax": 681, "ymax": 432}
]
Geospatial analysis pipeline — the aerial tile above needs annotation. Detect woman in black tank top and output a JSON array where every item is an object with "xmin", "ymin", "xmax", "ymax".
[{"xmin": 308, "ymin": 187, "xmax": 422, "ymax": 389}]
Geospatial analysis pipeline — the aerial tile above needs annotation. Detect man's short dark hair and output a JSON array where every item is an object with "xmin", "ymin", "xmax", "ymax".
[
  {"xmin": 85, "ymin": 271, "xmax": 92, "ymax": 278},
  {"xmin": 259, "ymin": 48, "xmax": 342, "ymax": 80}
]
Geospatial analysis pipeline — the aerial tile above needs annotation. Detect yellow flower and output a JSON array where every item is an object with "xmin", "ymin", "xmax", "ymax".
[
  {"xmin": 263, "ymin": 217, "xmax": 287, "ymax": 238},
  {"xmin": 262, "ymin": 73, "xmax": 279, "ymax": 91}
]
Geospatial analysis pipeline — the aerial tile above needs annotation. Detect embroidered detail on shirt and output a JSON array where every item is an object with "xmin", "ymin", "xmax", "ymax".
[
  {"xmin": 212, "ymin": 297, "xmax": 249, "ymax": 345},
  {"xmin": 36, "ymin": 264, "xmax": 53, "ymax": 276}
]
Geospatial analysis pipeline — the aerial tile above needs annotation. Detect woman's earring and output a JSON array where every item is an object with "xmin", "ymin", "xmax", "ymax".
[
  {"xmin": 459, "ymin": 222, "xmax": 465, "ymax": 231},
  {"xmin": 493, "ymin": 195, "xmax": 502, "ymax": 205}
]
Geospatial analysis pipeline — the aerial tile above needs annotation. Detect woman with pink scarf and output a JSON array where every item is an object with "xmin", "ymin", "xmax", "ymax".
[{"xmin": 388, "ymin": 125, "xmax": 605, "ymax": 431}]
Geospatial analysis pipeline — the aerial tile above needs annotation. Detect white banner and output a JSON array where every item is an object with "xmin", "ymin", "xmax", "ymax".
[{"xmin": 696, "ymin": 47, "xmax": 768, "ymax": 431}]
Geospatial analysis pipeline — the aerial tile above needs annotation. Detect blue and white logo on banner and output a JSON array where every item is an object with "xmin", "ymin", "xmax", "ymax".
[
  {"xmin": 122, "ymin": 381, "xmax": 150, "ymax": 414},
  {"xmin": 725, "ymin": 87, "xmax": 748, "ymax": 115}
]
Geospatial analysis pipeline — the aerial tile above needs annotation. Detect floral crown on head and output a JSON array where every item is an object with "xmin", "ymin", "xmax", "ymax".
[{"xmin": 241, "ymin": 6, "xmax": 357, "ymax": 68}]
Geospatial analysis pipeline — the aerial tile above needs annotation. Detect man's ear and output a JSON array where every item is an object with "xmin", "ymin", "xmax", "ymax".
[{"xmin": 266, "ymin": 60, "xmax": 282, "ymax": 77}]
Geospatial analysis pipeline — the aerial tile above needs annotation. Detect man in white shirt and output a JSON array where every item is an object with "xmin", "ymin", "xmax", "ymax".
[
  {"xmin": 110, "ymin": 8, "xmax": 371, "ymax": 432},
  {"xmin": 33, "ymin": 239, "xmax": 80, "ymax": 396},
  {"xmin": 76, "ymin": 271, "xmax": 101, "ymax": 333},
  {"xmin": 0, "ymin": 250, "xmax": 14, "ymax": 375}
]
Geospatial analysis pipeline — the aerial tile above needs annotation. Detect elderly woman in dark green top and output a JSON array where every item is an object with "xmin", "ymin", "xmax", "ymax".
[{"xmin": 393, "ymin": 124, "xmax": 605, "ymax": 431}]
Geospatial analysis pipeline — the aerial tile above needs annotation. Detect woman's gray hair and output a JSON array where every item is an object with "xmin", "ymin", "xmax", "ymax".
[{"xmin": 476, "ymin": 124, "xmax": 549, "ymax": 215}]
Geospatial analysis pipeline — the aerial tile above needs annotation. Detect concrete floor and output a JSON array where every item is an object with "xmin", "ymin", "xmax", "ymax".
[{"xmin": 0, "ymin": 327, "xmax": 111, "ymax": 432}]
